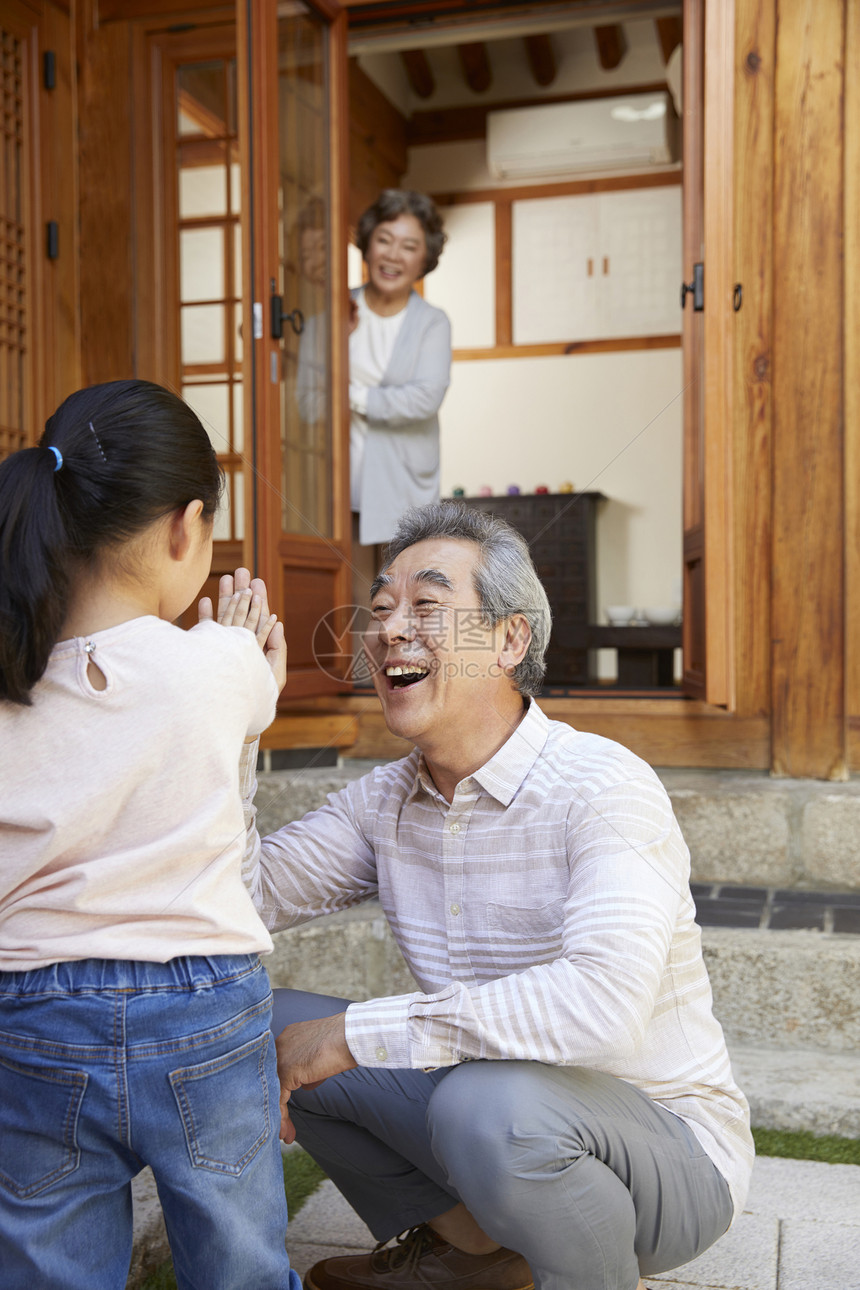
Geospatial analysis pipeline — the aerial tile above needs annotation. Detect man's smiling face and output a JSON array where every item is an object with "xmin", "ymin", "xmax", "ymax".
[{"xmin": 364, "ymin": 538, "xmax": 512, "ymax": 752}]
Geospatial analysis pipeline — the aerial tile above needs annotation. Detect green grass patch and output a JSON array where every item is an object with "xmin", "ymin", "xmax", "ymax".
[
  {"xmin": 282, "ymin": 1147, "xmax": 328, "ymax": 1214},
  {"xmin": 753, "ymin": 1126, "xmax": 860, "ymax": 1166},
  {"xmin": 137, "ymin": 1149, "xmax": 327, "ymax": 1290}
]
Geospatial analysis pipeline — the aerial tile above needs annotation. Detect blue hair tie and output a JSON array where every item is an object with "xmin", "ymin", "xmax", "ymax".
[{"xmin": 48, "ymin": 446, "xmax": 63, "ymax": 472}]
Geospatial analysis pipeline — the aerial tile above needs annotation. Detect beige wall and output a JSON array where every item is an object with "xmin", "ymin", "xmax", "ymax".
[{"xmin": 435, "ymin": 349, "xmax": 682, "ymax": 620}]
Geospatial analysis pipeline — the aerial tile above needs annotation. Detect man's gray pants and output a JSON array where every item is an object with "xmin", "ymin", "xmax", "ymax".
[{"xmin": 272, "ymin": 989, "xmax": 733, "ymax": 1290}]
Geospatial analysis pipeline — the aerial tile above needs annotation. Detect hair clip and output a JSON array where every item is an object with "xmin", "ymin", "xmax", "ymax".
[
  {"xmin": 88, "ymin": 420, "xmax": 108, "ymax": 462},
  {"xmin": 48, "ymin": 446, "xmax": 63, "ymax": 472}
]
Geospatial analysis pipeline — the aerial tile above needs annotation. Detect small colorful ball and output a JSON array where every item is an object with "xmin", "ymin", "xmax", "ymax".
[
  {"xmin": 478, "ymin": 485, "xmax": 492, "ymax": 497},
  {"xmin": 507, "ymin": 484, "xmax": 521, "ymax": 495},
  {"xmin": 452, "ymin": 486, "xmax": 465, "ymax": 497},
  {"xmin": 535, "ymin": 485, "xmax": 549, "ymax": 494},
  {"xmin": 559, "ymin": 481, "xmax": 574, "ymax": 494}
]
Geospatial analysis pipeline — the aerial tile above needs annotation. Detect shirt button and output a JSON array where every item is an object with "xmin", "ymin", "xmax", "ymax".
[
  {"xmin": 449, "ymin": 822, "xmax": 461, "ymax": 833},
  {"xmin": 450, "ymin": 903, "xmax": 461, "ymax": 916},
  {"xmin": 375, "ymin": 1046, "xmax": 387, "ymax": 1060}
]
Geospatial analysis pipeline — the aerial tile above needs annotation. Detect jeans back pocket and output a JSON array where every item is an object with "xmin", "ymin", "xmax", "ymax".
[
  {"xmin": 169, "ymin": 1030, "xmax": 273, "ymax": 1175},
  {"xmin": 0, "ymin": 1055, "xmax": 87, "ymax": 1198}
]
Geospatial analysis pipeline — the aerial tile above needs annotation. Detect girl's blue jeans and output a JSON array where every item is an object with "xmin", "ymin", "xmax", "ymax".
[{"xmin": 0, "ymin": 955, "xmax": 300, "ymax": 1290}]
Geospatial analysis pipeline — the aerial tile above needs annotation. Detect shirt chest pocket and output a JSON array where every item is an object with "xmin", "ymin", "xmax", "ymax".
[{"xmin": 486, "ymin": 897, "xmax": 566, "ymax": 941}]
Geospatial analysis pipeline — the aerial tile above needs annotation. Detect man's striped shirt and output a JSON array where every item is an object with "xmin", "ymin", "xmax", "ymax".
[{"xmin": 243, "ymin": 700, "xmax": 753, "ymax": 1219}]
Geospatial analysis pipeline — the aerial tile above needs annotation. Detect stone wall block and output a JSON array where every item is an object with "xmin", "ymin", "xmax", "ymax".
[
  {"xmin": 702, "ymin": 929, "xmax": 860, "ymax": 1052},
  {"xmin": 667, "ymin": 785, "xmax": 794, "ymax": 886},
  {"xmin": 799, "ymin": 794, "xmax": 860, "ymax": 888}
]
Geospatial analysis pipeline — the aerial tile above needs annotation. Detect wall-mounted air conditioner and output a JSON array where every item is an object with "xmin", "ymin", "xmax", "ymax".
[{"xmin": 486, "ymin": 92, "xmax": 679, "ymax": 180}]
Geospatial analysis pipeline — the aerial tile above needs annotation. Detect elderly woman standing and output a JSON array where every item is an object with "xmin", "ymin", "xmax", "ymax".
[{"xmin": 349, "ymin": 190, "xmax": 451, "ymax": 584}]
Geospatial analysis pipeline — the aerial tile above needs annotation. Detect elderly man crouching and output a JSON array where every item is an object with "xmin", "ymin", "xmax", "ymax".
[{"xmin": 240, "ymin": 501, "xmax": 753, "ymax": 1290}]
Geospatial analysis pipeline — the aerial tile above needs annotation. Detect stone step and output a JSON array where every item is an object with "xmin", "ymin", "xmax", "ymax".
[
  {"xmin": 255, "ymin": 762, "xmax": 860, "ymax": 892},
  {"xmin": 728, "ymin": 1043, "xmax": 860, "ymax": 1137},
  {"xmin": 660, "ymin": 768, "xmax": 860, "ymax": 891},
  {"xmin": 699, "ymin": 927, "xmax": 860, "ymax": 1054}
]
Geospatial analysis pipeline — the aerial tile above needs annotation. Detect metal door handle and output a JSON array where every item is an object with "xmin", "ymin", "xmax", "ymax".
[
  {"xmin": 270, "ymin": 279, "xmax": 305, "ymax": 338},
  {"xmin": 681, "ymin": 262, "xmax": 704, "ymax": 311}
]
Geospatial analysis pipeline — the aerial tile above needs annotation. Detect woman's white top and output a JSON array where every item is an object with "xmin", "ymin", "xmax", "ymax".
[{"xmin": 349, "ymin": 289, "xmax": 408, "ymax": 512}]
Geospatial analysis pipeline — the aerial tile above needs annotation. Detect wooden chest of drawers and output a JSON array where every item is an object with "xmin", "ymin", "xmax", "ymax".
[{"xmin": 461, "ymin": 492, "xmax": 604, "ymax": 686}]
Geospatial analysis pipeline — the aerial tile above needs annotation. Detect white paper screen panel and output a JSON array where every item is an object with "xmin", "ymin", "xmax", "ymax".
[
  {"xmin": 513, "ymin": 188, "xmax": 681, "ymax": 344},
  {"xmin": 424, "ymin": 203, "xmax": 495, "ymax": 348}
]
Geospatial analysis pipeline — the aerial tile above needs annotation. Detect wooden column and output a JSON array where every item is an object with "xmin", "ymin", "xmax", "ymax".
[
  {"xmin": 494, "ymin": 200, "xmax": 512, "ymax": 347},
  {"xmin": 846, "ymin": 0, "xmax": 860, "ymax": 768},
  {"xmin": 771, "ymin": 0, "xmax": 846, "ymax": 777}
]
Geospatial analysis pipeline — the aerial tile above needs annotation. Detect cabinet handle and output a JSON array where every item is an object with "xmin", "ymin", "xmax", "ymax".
[
  {"xmin": 587, "ymin": 258, "xmax": 594, "ymax": 276},
  {"xmin": 603, "ymin": 256, "xmax": 609, "ymax": 275}
]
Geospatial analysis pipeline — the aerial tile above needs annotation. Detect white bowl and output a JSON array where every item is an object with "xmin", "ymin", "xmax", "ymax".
[
  {"xmin": 643, "ymin": 606, "xmax": 679, "ymax": 626},
  {"xmin": 605, "ymin": 605, "xmax": 636, "ymax": 626}
]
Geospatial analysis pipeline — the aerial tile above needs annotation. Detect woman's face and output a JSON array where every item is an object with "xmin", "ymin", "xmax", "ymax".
[{"xmin": 364, "ymin": 213, "xmax": 427, "ymax": 305}]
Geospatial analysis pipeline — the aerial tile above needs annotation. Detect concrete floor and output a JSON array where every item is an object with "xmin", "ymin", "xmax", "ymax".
[{"xmin": 285, "ymin": 1156, "xmax": 860, "ymax": 1290}]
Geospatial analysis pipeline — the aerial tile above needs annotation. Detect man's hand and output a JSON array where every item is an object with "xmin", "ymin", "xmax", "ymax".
[
  {"xmin": 199, "ymin": 568, "xmax": 287, "ymax": 692},
  {"xmin": 275, "ymin": 1012, "xmax": 357, "ymax": 1143}
]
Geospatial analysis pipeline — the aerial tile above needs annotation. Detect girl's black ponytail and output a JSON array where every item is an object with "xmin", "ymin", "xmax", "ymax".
[
  {"xmin": 0, "ymin": 379, "xmax": 223, "ymax": 705},
  {"xmin": 0, "ymin": 446, "xmax": 74, "ymax": 703}
]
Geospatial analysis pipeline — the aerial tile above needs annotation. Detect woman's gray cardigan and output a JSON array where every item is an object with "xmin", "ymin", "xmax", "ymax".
[{"xmin": 352, "ymin": 287, "xmax": 452, "ymax": 545}]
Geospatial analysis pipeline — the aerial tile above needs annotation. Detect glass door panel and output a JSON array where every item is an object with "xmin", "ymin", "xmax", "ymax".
[
  {"xmin": 240, "ymin": 0, "xmax": 350, "ymax": 698},
  {"xmin": 276, "ymin": 2, "xmax": 332, "ymax": 539}
]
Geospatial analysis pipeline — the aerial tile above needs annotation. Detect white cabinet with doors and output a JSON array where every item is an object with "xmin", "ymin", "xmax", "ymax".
[{"xmin": 512, "ymin": 186, "xmax": 682, "ymax": 345}]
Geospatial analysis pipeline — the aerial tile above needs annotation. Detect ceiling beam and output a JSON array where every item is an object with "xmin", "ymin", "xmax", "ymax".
[
  {"xmin": 457, "ymin": 41, "xmax": 492, "ymax": 93},
  {"xmin": 655, "ymin": 16, "xmax": 683, "ymax": 64},
  {"xmin": 400, "ymin": 48, "xmax": 435, "ymax": 98},
  {"xmin": 593, "ymin": 24, "xmax": 628, "ymax": 71},
  {"xmin": 524, "ymin": 33, "xmax": 557, "ymax": 88}
]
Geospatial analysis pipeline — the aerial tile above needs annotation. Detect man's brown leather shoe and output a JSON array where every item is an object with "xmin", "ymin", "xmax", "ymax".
[{"xmin": 303, "ymin": 1223, "xmax": 533, "ymax": 1290}]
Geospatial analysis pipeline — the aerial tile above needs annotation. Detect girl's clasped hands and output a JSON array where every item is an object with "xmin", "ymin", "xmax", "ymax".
[{"xmin": 199, "ymin": 568, "xmax": 287, "ymax": 694}]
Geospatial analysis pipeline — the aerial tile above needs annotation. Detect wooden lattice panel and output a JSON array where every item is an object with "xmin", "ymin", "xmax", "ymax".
[{"xmin": 0, "ymin": 26, "xmax": 26, "ymax": 461}]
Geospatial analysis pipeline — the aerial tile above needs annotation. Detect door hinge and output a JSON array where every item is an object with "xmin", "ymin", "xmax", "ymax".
[
  {"xmin": 43, "ymin": 51, "xmax": 56, "ymax": 90},
  {"xmin": 46, "ymin": 221, "xmax": 59, "ymax": 260}
]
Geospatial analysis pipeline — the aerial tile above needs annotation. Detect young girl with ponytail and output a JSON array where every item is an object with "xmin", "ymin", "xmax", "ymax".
[{"xmin": 0, "ymin": 379, "xmax": 298, "ymax": 1290}]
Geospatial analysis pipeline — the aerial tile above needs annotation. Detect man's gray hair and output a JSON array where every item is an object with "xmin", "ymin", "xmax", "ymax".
[{"xmin": 381, "ymin": 501, "xmax": 552, "ymax": 698}]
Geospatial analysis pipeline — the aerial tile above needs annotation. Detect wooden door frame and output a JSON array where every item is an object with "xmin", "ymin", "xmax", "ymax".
[
  {"xmin": 680, "ymin": 0, "xmax": 705, "ymax": 697},
  {"xmin": 325, "ymin": 0, "xmax": 778, "ymax": 770},
  {"xmin": 701, "ymin": 0, "xmax": 735, "ymax": 709},
  {"xmin": 131, "ymin": 20, "xmax": 239, "ymax": 391},
  {"xmin": 681, "ymin": 0, "xmax": 736, "ymax": 709}
]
